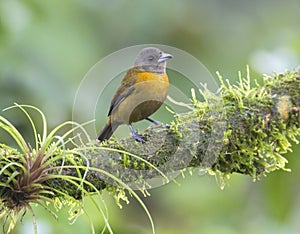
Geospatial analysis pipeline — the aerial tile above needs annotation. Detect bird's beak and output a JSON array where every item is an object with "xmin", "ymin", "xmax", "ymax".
[{"xmin": 158, "ymin": 52, "xmax": 173, "ymax": 63}]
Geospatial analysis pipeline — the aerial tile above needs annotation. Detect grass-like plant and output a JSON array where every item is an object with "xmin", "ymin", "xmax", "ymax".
[{"xmin": 0, "ymin": 104, "xmax": 157, "ymax": 234}]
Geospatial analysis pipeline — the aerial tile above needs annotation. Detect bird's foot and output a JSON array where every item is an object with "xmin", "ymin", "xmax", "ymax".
[
  {"xmin": 129, "ymin": 124, "xmax": 146, "ymax": 143},
  {"xmin": 132, "ymin": 131, "xmax": 146, "ymax": 143}
]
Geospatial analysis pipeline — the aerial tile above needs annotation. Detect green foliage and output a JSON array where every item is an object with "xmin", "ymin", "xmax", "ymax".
[
  {"xmin": 0, "ymin": 104, "xmax": 159, "ymax": 234},
  {"xmin": 0, "ymin": 105, "xmax": 106, "ymax": 234},
  {"xmin": 210, "ymin": 69, "xmax": 300, "ymax": 179}
]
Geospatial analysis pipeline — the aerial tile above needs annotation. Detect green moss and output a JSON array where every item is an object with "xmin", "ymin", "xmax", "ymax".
[{"xmin": 206, "ymin": 69, "xmax": 300, "ymax": 179}]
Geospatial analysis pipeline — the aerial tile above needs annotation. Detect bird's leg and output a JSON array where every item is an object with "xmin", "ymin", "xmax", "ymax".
[
  {"xmin": 129, "ymin": 124, "xmax": 145, "ymax": 143},
  {"xmin": 146, "ymin": 117, "xmax": 163, "ymax": 126},
  {"xmin": 146, "ymin": 117, "xmax": 170, "ymax": 129}
]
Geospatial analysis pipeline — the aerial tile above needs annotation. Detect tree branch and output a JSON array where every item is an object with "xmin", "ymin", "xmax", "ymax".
[
  {"xmin": 50, "ymin": 69, "xmax": 300, "ymax": 196},
  {"xmin": 1, "ymin": 69, "xmax": 299, "ymax": 201}
]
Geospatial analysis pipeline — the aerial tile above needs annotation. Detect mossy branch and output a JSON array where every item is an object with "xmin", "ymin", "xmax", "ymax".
[
  {"xmin": 67, "ymin": 69, "xmax": 300, "ymax": 191},
  {"xmin": 0, "ymin": 69, "xmax": 299, "ymax": 231}
]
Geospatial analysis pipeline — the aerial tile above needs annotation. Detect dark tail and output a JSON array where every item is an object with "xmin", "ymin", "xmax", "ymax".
[{"xmin": 97, "ymin": 120, "xmax": 119, "ymax": 142}]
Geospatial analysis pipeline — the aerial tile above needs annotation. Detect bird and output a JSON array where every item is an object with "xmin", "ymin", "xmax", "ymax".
[{"xmin": 97, "ymin": 47, "xmax": 172, "ymax": 142}]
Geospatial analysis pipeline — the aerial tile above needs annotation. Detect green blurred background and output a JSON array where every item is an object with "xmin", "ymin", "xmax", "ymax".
[{"xmin": 1, "ymin": 0, "xmax": 300, "ymax": 233}]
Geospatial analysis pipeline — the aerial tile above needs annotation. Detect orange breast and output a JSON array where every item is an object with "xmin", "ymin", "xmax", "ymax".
[{"xmin": 136, "ymin": 72, "xmax": 169, "ymax": 84}]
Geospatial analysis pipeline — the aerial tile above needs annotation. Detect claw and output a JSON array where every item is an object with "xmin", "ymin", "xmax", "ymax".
[{"xmin": 129, "ymin": 124, "xmax": 146, "ymax": 143}]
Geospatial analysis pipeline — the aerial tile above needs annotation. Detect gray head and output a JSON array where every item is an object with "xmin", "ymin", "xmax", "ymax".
[{"xmin": 134, "ymin": 47, "xmax": 172, "ymax": 73}]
